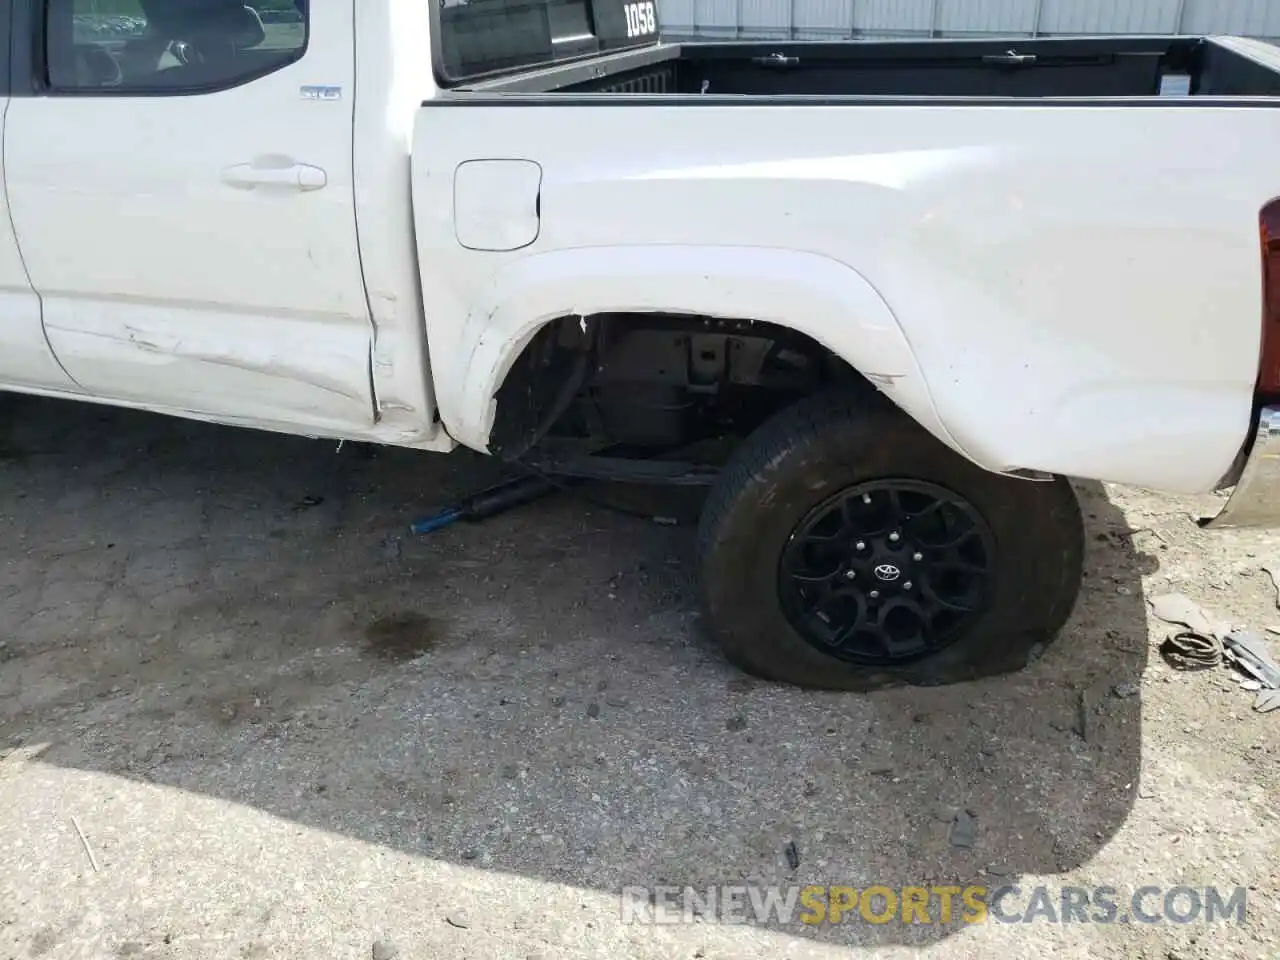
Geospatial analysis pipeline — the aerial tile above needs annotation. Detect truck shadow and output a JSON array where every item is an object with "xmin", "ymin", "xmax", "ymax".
[{"xmin": 0, "ymin": 395, "xmax": 1157, "ymax": 948}]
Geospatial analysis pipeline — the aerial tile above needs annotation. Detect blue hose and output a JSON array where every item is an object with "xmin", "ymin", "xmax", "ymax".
[
  {"xmin": 409, "ymin": 508, "xmax": 462, "ymax": 536},
  {"xmin": 409, "ymin": 474, "xmax": 561, "ymax": 536}
]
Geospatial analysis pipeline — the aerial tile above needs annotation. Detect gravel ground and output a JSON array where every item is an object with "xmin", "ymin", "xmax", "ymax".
[{"xmin": 0, "ymin": 394, "xmax": 1277, "ymax": 960}]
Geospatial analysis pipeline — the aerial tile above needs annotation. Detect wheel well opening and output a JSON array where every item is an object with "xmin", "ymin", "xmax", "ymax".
[{"xmin": 489, "ymin": 312, "xmax": 885, "ymax": 462}]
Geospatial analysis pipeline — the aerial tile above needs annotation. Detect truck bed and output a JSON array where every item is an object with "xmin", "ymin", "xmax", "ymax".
[
  {"xmin": 458, "ymin": 34, "xmax": 1280, "ymax": 100},
  {"xmin": 418, "ymin": 26, "xmax": 1280, "ymax": 498}
]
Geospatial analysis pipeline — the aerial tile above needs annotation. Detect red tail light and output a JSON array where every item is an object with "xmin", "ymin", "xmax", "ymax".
[{"xmin": 1258, "ymin": 199, "xmax": 1280, "ymax": 396}]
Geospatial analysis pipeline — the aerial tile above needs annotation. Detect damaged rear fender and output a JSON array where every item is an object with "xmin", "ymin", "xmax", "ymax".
[{"xmin": 436, "ymin": 244, "xmax": 963, "ymax": 457}]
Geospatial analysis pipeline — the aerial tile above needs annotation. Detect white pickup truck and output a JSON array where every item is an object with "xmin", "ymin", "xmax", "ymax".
[{"xmin": 4, "ymin": 0, "xmax": 1280, "ymax": 691}]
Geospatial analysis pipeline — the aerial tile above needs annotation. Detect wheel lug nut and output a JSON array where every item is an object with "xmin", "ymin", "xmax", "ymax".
[
  {"xmin": 889, "ymin": 531, "xmax": 901, "ymax": 543},
  {"xmin": 869, "ymin": 590, "xmax": 880, "ymax": 599},
  {"xmin": 913, "ymin": 552, "xmax": 923, "ymax": 561},
  {"xmin": 855, "ymin": 541, "xmax": 866, "ymax": 551},
  {"xmin": 845, "ymin": 569, "xmax": 856, "ymax": 580},
  {"xmin": 862, "ymin": 494, "xmax": 872, "ymax": 504},
  {"xmin": 904, "ymin": 581, "xmax": 913, "ymax": 591}
]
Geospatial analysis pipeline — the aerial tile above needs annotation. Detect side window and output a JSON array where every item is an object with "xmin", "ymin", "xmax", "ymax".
[{"xmin": 47, "ymin": 0, "xmax": 308, "ymax": 93}]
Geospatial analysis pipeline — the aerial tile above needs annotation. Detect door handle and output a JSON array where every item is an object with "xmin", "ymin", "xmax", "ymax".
[
  {"xmin": 750, "ymin": 52, "xmax": 800, "ymax": 67},
  {"xmin": 221, "ymin": 162, "xmax": 327, "ymax": 191},
  {"xmin": 982, "ymin": 50, "xmax": 1038, "ymax": 67}
]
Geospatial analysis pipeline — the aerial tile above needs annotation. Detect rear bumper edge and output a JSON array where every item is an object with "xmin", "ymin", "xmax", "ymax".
[{"xmin": 1203, "ymin": 405, "xmax": 1280, "ymax": 529}]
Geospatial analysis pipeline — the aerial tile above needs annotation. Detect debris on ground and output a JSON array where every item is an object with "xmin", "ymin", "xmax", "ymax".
[
  {"xmin": 1073, "ymin": 690, "xmax": 1090, "ymax": 741},
  {"xmin": 445, "ymin": 911, "xmax": 471, "ymax": 929},
  {"xmin": 1144, "ymin": 591, "xmax": 1280, "ymax": 716},
  {"xmin": 1112, "ymin": 680, "xmax": 1141, "ymax": 699},
  {"xmin": 784, "ymin": 840, "xmax": 801, "ymax": 871},
  {"xmin": 933, "ymin": 804, "xmax": 959, "ymax": 823},
  {"xmin": 1223, "ymin": 631, "xmax": 1280, "ymax": 689},
  {"xmin": 949, "ymin": 811, "xmax": 976, "ymax": 849},
  {"xmin": 1147, "ymin": 593, "xmax": 1230, "ymax": 639},
  {"xmin": 1262, "ymin": 561, "xmax": 1280, "ymax": 608},
  {"xmin": 371, "ymin": 940, "xmax": 399, "ymax": 960},
  {"xmin": 1158, "ymin": 631, "xmax": 1223, "ymax": 671},
  {"xmin": 70, "ymin": 815, "xmax": 100, "ymax": 874},
  {"xmin": 380, "ymin": 535, "xmax": 403, "ymax": 561},
  {"xmin": 1256, "ymin": 690, "xmax": 1280, "ymax": 713}
]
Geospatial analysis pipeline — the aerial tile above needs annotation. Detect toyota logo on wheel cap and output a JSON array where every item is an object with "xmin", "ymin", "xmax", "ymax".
[{"xmin": 874, "ymin": 563, "xmax": 902, "ymax": 582}]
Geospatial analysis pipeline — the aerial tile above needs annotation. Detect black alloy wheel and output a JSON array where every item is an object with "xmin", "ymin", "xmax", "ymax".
[
  {"xmin": 778, "ymin": 479, "xmax": 995, "ymax": 665},
  {"xmin": 697, "ymin": 392, "xmax": 1085, "ymax": 691}
]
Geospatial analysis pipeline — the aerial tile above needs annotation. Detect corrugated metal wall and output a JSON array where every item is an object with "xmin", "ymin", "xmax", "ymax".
[{"xmin": 659, "ymin": 0, "xmax": 1280, "ymax": 41}]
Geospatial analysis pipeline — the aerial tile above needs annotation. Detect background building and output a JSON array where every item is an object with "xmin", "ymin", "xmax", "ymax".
[{"xmin": 658, "ymin": 0, "xmax": 1280, "ymax": 41}]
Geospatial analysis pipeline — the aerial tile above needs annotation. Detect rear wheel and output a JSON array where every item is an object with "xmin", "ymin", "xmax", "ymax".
[{"xmin": 696, "ymin": 393, "xmax": 1084, "ymax": 690}]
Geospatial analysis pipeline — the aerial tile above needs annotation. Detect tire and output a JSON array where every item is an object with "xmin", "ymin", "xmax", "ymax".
[{"xmin": 696, "ymin": 392, "xmax": 1084, "ymax": 691}]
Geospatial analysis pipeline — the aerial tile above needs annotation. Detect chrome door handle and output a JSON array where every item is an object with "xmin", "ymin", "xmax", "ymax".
[
  {"xmin": 221, "ymin": 162, "xmax": 327, "ymax": 191},
  {"xmin": 982, "ymin": 50, "xmax": 1038, "ymax": 66}
]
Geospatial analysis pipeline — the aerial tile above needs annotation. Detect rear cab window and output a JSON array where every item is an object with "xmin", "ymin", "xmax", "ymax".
[{"xmin": 436, "ymin": 0, "xmax": 660, "ymax": 84}]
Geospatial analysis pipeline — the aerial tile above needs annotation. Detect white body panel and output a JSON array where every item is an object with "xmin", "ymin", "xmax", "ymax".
[
  {"xmin": 0, "ymin": 98, "xmax": 78, "ymax": 393},
  {"xmin": 0, "ymin": 0, "xmax": 448, "ymax": 451},
  {"xmin": 412, "ymin": 100, "xmax": 1276, "ymax": 493},
  {"xmin": 4, "ymin": 2, "xmax": 373, "ymax": 433},
  {"xmin": 349, "ymin": 0, "xmax": 449, "ymax": 448}
]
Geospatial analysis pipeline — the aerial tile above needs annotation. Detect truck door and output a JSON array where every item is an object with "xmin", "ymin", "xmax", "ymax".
[
  {"xmin": 0, "ymin": 95, "xmax": 78, "ymax": 392},
  {"xmin": 3, "ymin": 0, "xmax": 375, "ymax": 434}
]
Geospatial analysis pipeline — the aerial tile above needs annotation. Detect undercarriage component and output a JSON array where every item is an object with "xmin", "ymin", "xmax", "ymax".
[
  {"xmin": 519, "ymin": 449, "xmax": 720, "ymax": 486},
  {"xmin": 490, "ymin": 313, "xmax": 850, "ymax": 462}
]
